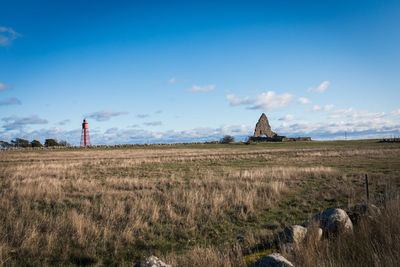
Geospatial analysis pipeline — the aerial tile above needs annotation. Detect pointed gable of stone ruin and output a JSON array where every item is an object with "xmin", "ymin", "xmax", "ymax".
[{"xmin": 254, "ymin": 113, "xmax": 277, "ymax": 138}]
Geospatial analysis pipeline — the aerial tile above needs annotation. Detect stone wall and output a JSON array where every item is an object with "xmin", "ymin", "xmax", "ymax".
[{"xmin": 283, "ymin": 137, "xmax": 312, "ymax": 142}]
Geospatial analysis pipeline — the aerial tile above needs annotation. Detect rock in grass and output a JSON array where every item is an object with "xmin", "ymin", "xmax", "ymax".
[
  {"xmin": 280, "ymin": 225, "xmax": 307, "ymax": 244},
  {"xmin": 354, "ymin": 203, "xmax": 381, "ymax": 217},
  {"xmin": 348, "ymin": 203, "xmax": 382, "ymax": 223},
  {"xmin": 302, "ymin": 226, "xmax": 323, "ymax": 246},
  {"xmin": 250, "ymin": 253, "xmax": 294, "ymax": 267},
  {"xmin": 310, "ymin": 227, "xmax": 323, "ymax": 241},
  {"xmin": 134, "ymin": 255, "xmax": 171, "ymax": 267},
  {"xmin": 303, "ymin": 208, "xmax": 353, "ymax": 235},
  {"xmin": 321, "ymin": 208, "xmax": 353, "ymax": 234}
]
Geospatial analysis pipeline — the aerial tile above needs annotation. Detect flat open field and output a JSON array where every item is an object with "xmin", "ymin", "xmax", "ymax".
[{"xmin": 1, "ymin": 140, "xmax": 400, "ymax": 266}]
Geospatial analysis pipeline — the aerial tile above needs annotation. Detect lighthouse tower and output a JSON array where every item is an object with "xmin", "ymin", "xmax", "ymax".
[{"xmin": 80, "ymin": 119, "xmax": 92, "ymax": 147}]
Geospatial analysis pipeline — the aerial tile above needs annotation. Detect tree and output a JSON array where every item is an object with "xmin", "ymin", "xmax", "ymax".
[
  {"xmin": 44, "ymin": 139, "xmax": 59, "ymax": 147},
  {"xmin": 220, "ymin": 135, "xmax": 234, "ymax": 144},
  {"xmin": 0, "ymin": 141, "xmax": 12, "ymax": 149},
  {"xmin": 31, "ymin": 140, "xmax": 43, "ymax": 147},
  {"xmin": 11, "ymin": 138, "xmax": 30, "ymax": 148},
  {"xmin": 58, "ymin": 140, "xmax": 70, "ymax": 147}
]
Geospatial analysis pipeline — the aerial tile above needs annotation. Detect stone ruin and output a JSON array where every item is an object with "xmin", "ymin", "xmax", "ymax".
[
  {"xmin": 253, "ymin": 113, "xmax": 277, "ymax": 138},
  {"xmin": 249, "ymin": 113, "xmax": 311, "ymax": 142},
  {"xmin": 250, "ymin": 113, "xmax": 284, "ymax": 142}
]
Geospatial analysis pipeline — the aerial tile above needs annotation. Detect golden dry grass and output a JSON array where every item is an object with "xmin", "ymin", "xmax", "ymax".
[{"xmin": 0, "ymin": 141, "xmax": 399, "ymax": 266}]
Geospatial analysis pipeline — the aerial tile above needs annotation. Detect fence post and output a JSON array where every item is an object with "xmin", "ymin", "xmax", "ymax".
[{"xmin": 365, "ymin": 174, "xmax": 370, "ymax": 203}]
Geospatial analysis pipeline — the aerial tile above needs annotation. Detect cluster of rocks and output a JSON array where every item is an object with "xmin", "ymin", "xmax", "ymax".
[
  {"xmin": 250, "ymin": 205, "xmax": 381, "ymax": 267},
  {"xmin": 135, "ymin": 205, "xmax": 380, "ymax": 267}
]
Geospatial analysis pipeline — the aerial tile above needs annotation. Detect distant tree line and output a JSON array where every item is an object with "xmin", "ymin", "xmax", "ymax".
[{"xmin": 0, "ymin": 138, "xmax": 70, "ymax": 149}]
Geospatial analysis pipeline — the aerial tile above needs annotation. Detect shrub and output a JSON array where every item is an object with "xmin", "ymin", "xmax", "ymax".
[
  {"xmin": 0, "ymin": 140, "xmax": 12, "ymax": 149},
  {"xmin": 220, "ymin": 135, "xmax": 234, "ymax": 144},
  {"xmin": 58, "ymin": 140, "xmax": 70, "ymax": 147},
  {"xmin": 11, "ymin": 138, "xmax": 30, "ymax": 148},
  {"xmin": 44, "ymin": 139, "xmax": 59, "ymax": 147},
  {"xmin": 31, "ymin": 140, "xmax": 43, "ymax": 147}
]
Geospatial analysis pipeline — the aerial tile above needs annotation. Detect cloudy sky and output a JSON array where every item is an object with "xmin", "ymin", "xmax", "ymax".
[{"xmin": 1, "ymin": 0, "xmax": 399, "ymax": 145}]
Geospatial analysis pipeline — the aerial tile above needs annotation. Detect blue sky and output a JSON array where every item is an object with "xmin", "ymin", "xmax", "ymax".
[{"xmin": 1, "ymin": 0, "xmax": 399, "ymax": 144}]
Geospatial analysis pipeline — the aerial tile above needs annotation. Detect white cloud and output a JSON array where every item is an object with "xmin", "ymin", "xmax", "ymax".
[
  {"xmin": 226, "ymin": 91, "xmax": 293, "ymax": 110},
  {"xmin": 1, "ymin": 115, "xmax": 48, "ymax": 131},
  {"xmin": 1, "ymin": 115, "xmax": 399, "ymax": 145},
  {"xmin": 0, "ymin": 127, "xmax": 82, "ymax": 144},
  {"xmin": 58, "ymin": 119, "xmax": 70, "ymax": 126},
  {"xmin": 143, "ymin": 121, "xmax": 162, "ymax": 126},
  {"xmin": 226, "ymin": 94, "xmax": 250, "ymax": 106},
  {"xmin": 297, "ymin": 97, "xmax": 311, "ymax": 104},
  {"xmin": 312, "ymin": 105, "xmax": 322, "ymax": 112},
  {"xmin": 168, "ymin": 77, "xmax": 177, "ymax": 84},
  {"xmin": 277, "ymin": 118, "xmax": 400, "ymax": 140},
  {"xmin": 136, "ymin": 114, "xmax": 149, "ymax": 119},
  {"xmin": 329, "ymin": 108, "xmax": 385, "ymax": 119},
  {"xmin": 389, "ymin": 109, "xmax": 400, "ymax": 116},
  {"xmin": 187, "ymin": 84, "xmax": 216, "ymax": 92},
  {"xmin": 105, "ymin": 127, "xmax": 118, "ymax": 135},
  {"xmin": 0, "ymin": 82, "xmax": 11, "ymax": 91},
  {"xmin": 0, "ymin": 97, "xmax": 21, "ymax": 106},
  {"xmin": 87, "ymin": 110, "xmax": 128, "ymax": 121},
  {"xmin": 279, "ymin": 114, "xmax": 295, "ymax": 121},
  {"xmin": 97, "ymin": 124, "xmax": 253, "ymax": 144},
  {"xmin": 251, "ymin": 91, "xmax": 293, "ymax": 110},
  {"xmin": 0, "ymin": 124, "xmax": 254, "ymax": 145},
  {"xmin": 324, "ymin": 104, "xmax": 335, "ymax": 111},
  {"xmin": 308, "ymin": 81, "xmax": 330, "ymax": 93},
  {"xmin": 311, "ymin": 104, "xmax": 335, "ymax": 112},
  {"xmin": 0, "ymin": 27, "xmax": 21, "ymax": 46}
]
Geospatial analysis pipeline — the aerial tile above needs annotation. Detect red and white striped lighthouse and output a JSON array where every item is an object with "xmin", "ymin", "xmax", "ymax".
[{"xmin": 80, "ymin": 119, "xmax": 92, "ymax": 147}]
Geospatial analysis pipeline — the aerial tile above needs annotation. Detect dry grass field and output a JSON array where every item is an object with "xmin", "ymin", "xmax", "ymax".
[{"xmin": 0, "ymin": 140, "xmax": 399, "ymax": 266}]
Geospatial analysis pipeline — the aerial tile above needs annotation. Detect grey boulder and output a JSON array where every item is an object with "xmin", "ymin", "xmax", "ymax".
[
  {"xmin": 280, "ymin": 225, "xmax": 307, "ymax": 244},
  {"xmin": 250, "ymin": 253, "xmax": 294, "ymax": 267},
  {"xmin": 134, "ymin": 255, "xmax": 171, "ymax": 267},
  {"xmin": 303, "ymin": 208, "xmax": 353, "ymax": 235}
]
